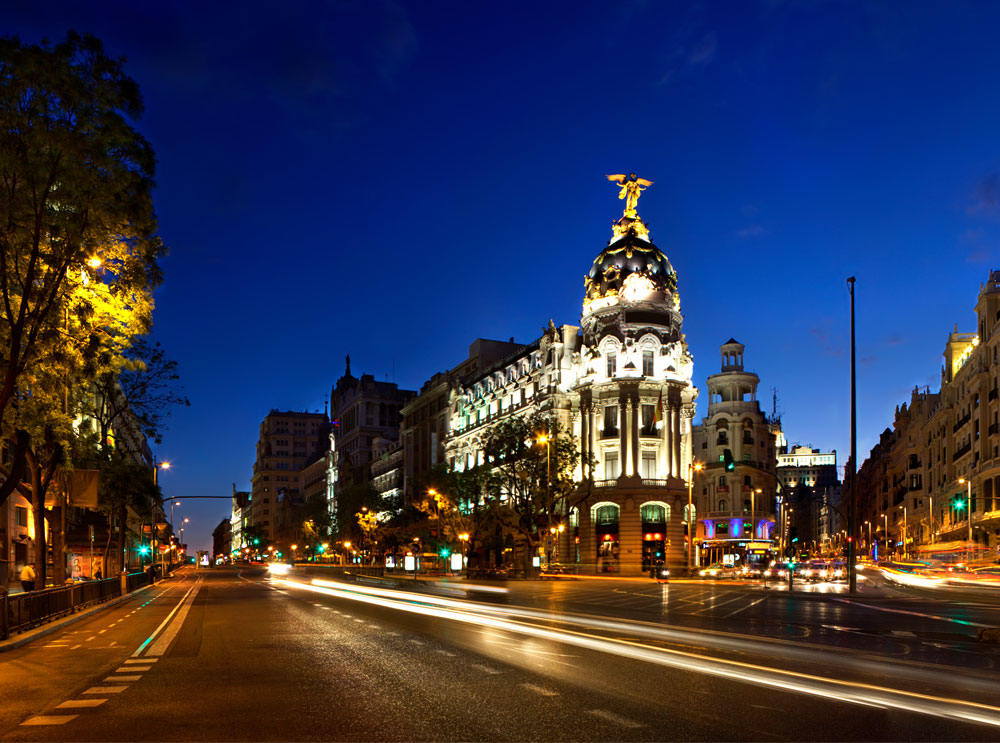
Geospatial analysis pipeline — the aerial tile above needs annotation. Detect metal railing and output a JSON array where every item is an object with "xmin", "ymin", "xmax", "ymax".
[{"xmin": 2, "ymin": 571, "xmax": 151, "ymax": 640}]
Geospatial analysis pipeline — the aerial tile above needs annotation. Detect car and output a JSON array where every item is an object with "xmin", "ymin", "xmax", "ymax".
[
  {"xmin": 764, "ymin": 561, "xmax": 792, "ymax": 579},
  {"xmin": 698, "ymin": 562, "xmax": 736, "ymax": 578}
]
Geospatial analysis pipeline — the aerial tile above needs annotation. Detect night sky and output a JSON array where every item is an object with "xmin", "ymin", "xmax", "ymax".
[{"xmin": 4, "ymin": 2, "xmax": 1000, "ymax": 554}]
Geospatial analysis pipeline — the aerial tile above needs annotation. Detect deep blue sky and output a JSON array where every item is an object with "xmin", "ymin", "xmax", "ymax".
[{"xmin": 4, "ymin": 2, "xmax": 1000, "ymax": 553}]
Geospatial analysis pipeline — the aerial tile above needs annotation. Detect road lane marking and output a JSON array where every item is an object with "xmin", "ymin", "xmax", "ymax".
[
  {"xmin": 724, "ymin": 597, "xmax": 768, "ymax": 618},
  {"xmin": 56, "ymin": 700, "xmax": 106, "ymax": 708},
  {"xmin": 70, "ymin": 644, "xmax": 82, "ymax": 649},
  {"xmin": 472, "ymin": 664, "xmax": 501, "ymax": 674},
  {"xmin": 133, "ymin": 578, "xmax": 202, "ymax": 657},
  {"xmin": 85, "ymin": 636, "xmax": 96, "ymax": 641},
  {"xmin": 107, "ymin": 675, "xmax": 142, "ymax": 682},
  {"xmin": 408, "ymin": 639, "xmax": 424, "ymax": 646},
  {"xmin": 892, "ymin": 630, "xmax": 918, "ymax": 637},
  {"xmin": 118, "ymin": 666, "xmax": 151, "ymax": 672},
  {"xmin": 436, "ymin": 650, "xmax": 456, "ymax": 657},
  {"xmin": 98, "ymin": 630, "xmax": 106, "ymax": 634},
  {"xmin": 522, "ymin": 683, "xmax": 559, "ymax": 696},
  {"xmin": 21, "ymin": 715, "xmax": 78, "ymax": 726},
  {"xmin": 124, "ymin": 658, "xmax": 158, "ymax": 664},
  {"xmin": 831, "ymin": 598, "xmax": 994, "ymax": 628},
  {"xmin": 82, "ymin": 687, "xmax": 126, "ymax": 694},
  {"xmin": 586, "ymin": 710, "xmax": 643, "ymax": 728}
]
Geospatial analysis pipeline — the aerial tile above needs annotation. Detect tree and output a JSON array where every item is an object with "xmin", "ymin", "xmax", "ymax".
[
  {"xmin": 0, "ymin": 31, "xmax": 163, "ymax": 538},
  {"xmin": 479, "ymin": 412, "xmax": 584, "ymax": 575}
]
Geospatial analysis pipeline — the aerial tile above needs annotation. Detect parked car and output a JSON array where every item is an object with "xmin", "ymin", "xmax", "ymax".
[{"xmin": 699, "ymin": 562, "xmax": 737, "ymax": 578}]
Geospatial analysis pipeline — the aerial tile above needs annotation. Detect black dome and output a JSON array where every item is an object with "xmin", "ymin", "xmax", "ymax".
[{"xmin": 584, "ymin": 232, "xmax": 677, "ymax": 303}]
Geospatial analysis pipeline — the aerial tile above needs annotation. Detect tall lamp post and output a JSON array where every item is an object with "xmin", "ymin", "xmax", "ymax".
[
  {"xmin": 847, "ymin": 276, "xmax": 858, "ymax": 593},
  {"xmin": 897, "ymin": 505, "xmax": 907, "ymax": 558},
  {"xmin": 957, "ymin": 477, "xmax": 974, "ymax": 564},
  {"xmin": 537, "ymin": 434, "xmax": 552, "ymax": 567},
  {"xmin": 687, "ymin": 461, "xmax": 703, "ymax": 572},
  {"xmin": 152, "ymin": 459, "xmax": 171, "ymax": 574}
]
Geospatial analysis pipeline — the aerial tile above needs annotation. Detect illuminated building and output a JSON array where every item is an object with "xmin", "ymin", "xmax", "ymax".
[
  {"xmin": 853, "ymin": 271, "xmax": 1000, "ymax": 561},
  {"xmin": 445, "ymin": 182, "xmax": 699, "ymax": 575},
  {"xmin": 247, "ymin": 410, "xmax": 328, "ymax": 542},
  {"xmin": 691, "ymin": 340, "xmax": 779, "ymax": 566}
]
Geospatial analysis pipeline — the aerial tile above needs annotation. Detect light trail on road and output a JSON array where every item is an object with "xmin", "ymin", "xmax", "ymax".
[{"xmin": 273, "ymin": 575, "xmax": 1000, "ymax": 730}]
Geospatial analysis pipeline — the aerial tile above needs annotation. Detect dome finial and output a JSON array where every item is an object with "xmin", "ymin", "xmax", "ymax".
[{"xmin": 606, "ymin": 172, "xmax": 653, "ymax": 219}]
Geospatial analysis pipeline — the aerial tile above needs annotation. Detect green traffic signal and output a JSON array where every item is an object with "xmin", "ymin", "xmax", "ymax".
[
  {"xmin": 439, "ymin": 548, "xmax": 450, "ymax": 558},
  {"xmin": 723, "ymin": 448, "xmax": 735, "ymax": 472}
]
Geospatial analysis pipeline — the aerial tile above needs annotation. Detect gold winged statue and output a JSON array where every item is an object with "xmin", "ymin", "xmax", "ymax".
[{"xmin": 606, "ymin": 173, "xmax": 653, "ymax": 218}]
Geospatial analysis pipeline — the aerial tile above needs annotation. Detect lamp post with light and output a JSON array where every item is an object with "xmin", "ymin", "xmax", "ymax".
[
  {"xmin": 897, "ymin": 505, "xmax": 907, "ymax": 558},
  {"xmin": 537, "ymin": 433, "xmax": 553, "ymax": 567},
  {"xmin": 152, "ymin": 459, "xmax": 171, "ymax": 574},
  {"xmin": 687, "ymin": 461, "xmax": 703, "ymax": 572}
]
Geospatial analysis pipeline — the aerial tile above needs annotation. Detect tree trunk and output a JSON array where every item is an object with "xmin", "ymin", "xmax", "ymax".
[
  {"xmin": 46, "ymin": 505, "xmax": 65, "ymax": 585},
  {"xmin": 117, "ymin": 502, "xmax": 127, "ymax": 573},
  {"xmin": 29, "ymin": 458, "xmax": 47, "ymax": 589}
]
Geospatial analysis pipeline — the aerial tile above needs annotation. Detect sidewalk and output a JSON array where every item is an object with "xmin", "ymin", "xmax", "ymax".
[{"xmin": 0, "ymin": 576, "xmax": 171, "ymax": 654}]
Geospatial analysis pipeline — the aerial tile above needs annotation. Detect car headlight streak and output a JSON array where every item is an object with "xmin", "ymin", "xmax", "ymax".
[{"xmin": 272, "ymin": 577, "xmax": 1000, "ymax": 728}]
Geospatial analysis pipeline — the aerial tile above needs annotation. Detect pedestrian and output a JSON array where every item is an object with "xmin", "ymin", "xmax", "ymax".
[
  {"xmin": 19, "ymin": 563, "xmax": 35, "ymax": 592},
  {"xmin": 94, "ymin": 567, "xmax": 102, "ymax": 580}
]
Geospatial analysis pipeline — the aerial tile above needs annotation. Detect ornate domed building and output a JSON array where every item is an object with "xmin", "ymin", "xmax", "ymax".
[{"xmin": 444, "ymin": 175, "xmax": 699, "ymax": 575}]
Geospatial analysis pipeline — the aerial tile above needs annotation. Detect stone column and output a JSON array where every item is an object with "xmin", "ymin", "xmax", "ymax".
[
  {"xmin": 631, "ymin": 393, "xmax": 640, "ymax": 479},
  {"xmin": 619, "ymin": 392, "xmax": 629, "ymax": 479},
  {"xmin": 665, "ymin": 397, "xmax": 674, "ymax": 477},
  {"xmin": 673, "ymin": 404, "xmax": 682, "ymax": 478},
  {"xmin": 580, "ymin": 403, "xmax": 589, "ymax": 480}
]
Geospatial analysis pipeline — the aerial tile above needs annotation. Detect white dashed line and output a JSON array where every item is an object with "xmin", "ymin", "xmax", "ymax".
[
  {"xmin": 118, "ymin": 666, "xmax": 151, "ymax": 672},
  {"xmin": 70, "ymin": 644, "xmax": 82, "ymax": 650},
  {"xmin": 21, "ymin": 715, "xmax": 78, "ymax": 726},
  {"xmin": 107, "ymin": 675, "xmax": 142, "ymax": 682},
  {"xmin": 56, "ymin": 699, "xmax": 106, "ymax": 708},
  {"xmin": 586, "ymin": 710, "xmax": 643, "ymax": 728},
  {"xmin": 82, "ymin": 687, "xmax": 127, "ymax": 694},
  {"xmin": 522, "ymin": 683, "xmax": 559, "ymax": 696},
  {"xmin": 97, "ymin": 630, "xmax": 107, "ymax": 634},
  {"xmin": 472, "ymin": 664, "xmax": 501, "ymax": 675},
  {"xmin": 124, "ymin": 658, "xmax": 157, "ymax": 664},
  {"xmin": 85, "ymin": 636, "xmax": 96, "ymax": 641},
  {"xmin": 436, "ymin": 649, "xmax": 456, "ymax": 657},
  {"xmin": 408, "ymin": 639, "xmax": 424, "ymax": 646}
]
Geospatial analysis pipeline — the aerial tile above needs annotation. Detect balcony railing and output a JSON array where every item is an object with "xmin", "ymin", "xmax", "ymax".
[
  {"xmin": 990, "ymin": 422, "xmax": 999, "ymax": 436},
  {"xmin": 990, "ymin": 388, "xmax": 998, "ymax": 402},
  {"xmin": 953, "ymin": 442, "xmax": 972, "ymax": 461}
]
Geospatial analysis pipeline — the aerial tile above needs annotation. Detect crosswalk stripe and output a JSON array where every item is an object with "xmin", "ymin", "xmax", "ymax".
[{"xmin": 21, "ymin": 715, "xmax": 78, "ymax": 726}]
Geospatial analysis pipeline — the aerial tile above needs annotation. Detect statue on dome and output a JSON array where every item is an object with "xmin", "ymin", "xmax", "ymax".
[{"xmin": 606, "ymin": 173, "xmax": 653, "ymax": 218}]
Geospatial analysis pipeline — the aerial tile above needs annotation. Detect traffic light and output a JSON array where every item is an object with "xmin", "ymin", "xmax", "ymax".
[
  {"xmin": 954, "ymin": 496, "xmax": 966, "ymax": 511},
  {"xmin": 439, "ymin": 547, "xmax": 451, "ymax": 559},
  {"xmin": 723, "ymin": 449, "xmax": 735, "ymax": 472},
  {"xmin": 789, "ymin": 525, "xmax": 799, "ymax": 543}
]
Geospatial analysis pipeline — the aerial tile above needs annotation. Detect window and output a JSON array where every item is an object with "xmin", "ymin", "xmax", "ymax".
[
  {"xmin": 604, "ymin": 452, "xmax": 619, "ymax": 480},
  {"xmin": 718, "ymin": 476, "xmax": 727, "ymax": 488},
  {"xmin": 595, "ymin": 504, "xmax": 619, "ymax": 525},
  {"xmin": 641, "ymin": 450, "xmax": 656, "ymax": 479},
  {"xmin": 607, "ymin": 352, "xmax": 616, "ymax": 377},
  {"xmin": 642, "ymin": 350, "xmax": 654, "ymax": 376},
  {"xmin": 603, "ymin": 405, "xmax": 619, "ymax": 436},
  {"xmin": 641, "ymin": 404, "xmax": 656, "ymax": 435},
  {"xmin": 640, "ymin": 503, "xmax": 666, "ymax": 523},
  {"xmin": 15, "ymin": 506, "xmax": 27, "ymax": 527}
]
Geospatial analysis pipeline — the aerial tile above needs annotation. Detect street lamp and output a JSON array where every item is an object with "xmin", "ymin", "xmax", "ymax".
[
  {"xmin": 537, "ymin": 433, "xmax": 552, "ymax": 567},
  {"xmin": 957, "ymin": 478, "xmax": 974, "ymax": 563},
  {"xmin": 458, "ymin": 532, "xmax": 470, "ymax": 573},
  {"xmin": 687, "ymin": 461, "xmax": 703, "ymax": 572}
]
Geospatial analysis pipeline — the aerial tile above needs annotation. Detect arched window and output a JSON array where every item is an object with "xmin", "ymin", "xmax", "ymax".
[
  {"xmin": 718, "ymin": 430, "xmax": 729, "ymax": 445},
  {"xmin": 683, "ymin": 504, "xmax": 696, "ymax": 522},
  {"xmin": 640, "ymin": 504, "xmax": 666, "ymax": 523},
  {"xmin": 594, "ymin": 504, "xmax": 620, "ymax": 525},
  {"xmin": 718, "ymin": 499, "xmax": 727, "ymax": 511}
]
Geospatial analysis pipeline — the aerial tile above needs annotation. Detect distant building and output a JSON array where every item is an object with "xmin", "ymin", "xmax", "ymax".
[
  {"xmin": 400, "ymin": 338, "xmax": 523, "ymax": 506},
  {"xmin": 247, "ymin": 410, "xmax": 328, "ymax": 542},
  {"xmin": 212, "ymin": 518, "xmax": 231, "ymax": 562},
  {"xmin": 230, "ymin": 486, "xmax": 249, "ymax": 553},
  {"xmin": 691, "ymin": 340, "xmax": 779, "ymax": 566},
  {"xmin": 371, "ymin": 438, "xmax": 404, "ymax": 516},
  {"xmin": 329, "ymin": 358, "xmax": 415, "ymax": 492},
  {"xmin": 851, "ymin": 270, "xmax": 1000, "ymax": 562}
]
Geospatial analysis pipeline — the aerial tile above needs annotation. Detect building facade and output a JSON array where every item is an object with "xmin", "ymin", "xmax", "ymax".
[
  {"xmin": 247, "ymin": 410, "xmax": 328, "ymax": 542},
  {"xmin": 691, "ymin": 340, "xmax": 779, "ymax": 566},
  {"xmin": 853, "ymin": 271, "xmax": 1000, "ymax": 562},
  {"xmin": 445, "ymin": 185, "xmax": 699, "ymax": 575},
  {"xmin": 400, "ymin": 338, "xmax": 522, "ymax": 507}
]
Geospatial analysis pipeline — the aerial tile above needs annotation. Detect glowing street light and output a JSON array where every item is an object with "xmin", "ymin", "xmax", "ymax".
[
  {"xmin": 957, "ymin": 478, "xmax": 974, "ymax": 563},
  {"xmin": 687, "ymin": 461, "xmax": 703, "ymax": 572}
]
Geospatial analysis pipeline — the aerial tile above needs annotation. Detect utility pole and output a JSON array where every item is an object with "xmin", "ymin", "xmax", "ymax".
[{"xmin": 848, "ymin": 277, "xmax": 858, "ymax": 593}]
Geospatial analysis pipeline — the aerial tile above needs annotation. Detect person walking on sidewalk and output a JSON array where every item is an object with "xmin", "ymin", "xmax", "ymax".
[{"xmin": 19, "ymin": 563, "xmax": 35, "ymax": 592}]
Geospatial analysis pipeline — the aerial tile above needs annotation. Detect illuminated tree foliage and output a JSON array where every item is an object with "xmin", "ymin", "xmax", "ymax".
[
  {"xmin": 479, "ymin": 412, "xmax": 584, "ymax": 574},
  {"xmin": 0, "ymin": 32, "xmax": 164, "ymax": 580}
]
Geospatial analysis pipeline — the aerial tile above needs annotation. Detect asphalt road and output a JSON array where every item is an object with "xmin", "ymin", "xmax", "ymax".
[{"xmin": 1, "ymin": 567, "xmax": 999, "ymax": 742}]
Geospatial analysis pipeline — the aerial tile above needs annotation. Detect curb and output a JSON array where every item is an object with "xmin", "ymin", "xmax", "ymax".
[{"xmin": 0, "ymin": 581, "xmax": 158, "ymax": 654}]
